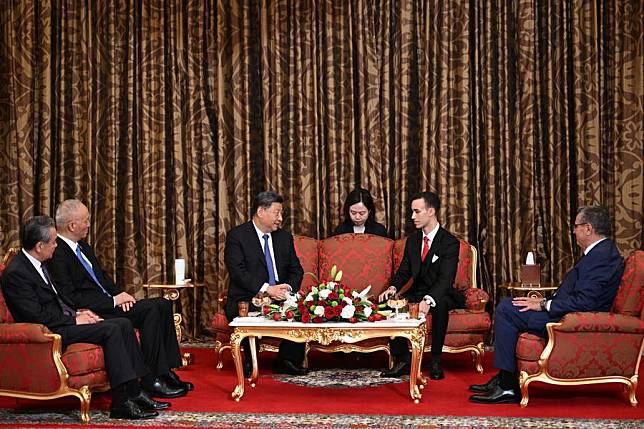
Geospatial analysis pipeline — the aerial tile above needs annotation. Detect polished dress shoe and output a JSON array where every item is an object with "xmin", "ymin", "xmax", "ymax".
[
  {"xmin": 109, "ymin": 399, "xmax": 159, "ymax": 419},
  {"xmin": 131, "ymin": 391, "xmax": 170, "ymax": 411},
  {"xmin": 272, "ymin": 359, "xmax": 309, "ymax": 376},
  {"xmin": 469, "ymin": 384, "xmax": 520, "ymax": 404},
  {"xmin": 429, "ymin": 361, "xmax": 444, "ymax": 380},
  {"xmin": 379, "ymin": 361, "xmax": 410, "ymax": 378},
  {"xmin": 166, "ymin": 370, "xmax": 194, "ymax": 391},
  {"xmin": 469, "ymin": 375, "xmax": 499, "ymax": 393},
  {"xmin": 143, "ymin": 377, "xmax": 187, "ymax": 398}
]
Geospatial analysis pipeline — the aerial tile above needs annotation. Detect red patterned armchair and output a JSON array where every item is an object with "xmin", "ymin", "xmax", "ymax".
[
  {"xmin": 394, "ymin": 237, "xmax": 491, "ymax": 373},
  {"xmin": 0, "ymin": 248, "xmax": 110, "ymax": 423},
  {"xmin": 516, "ymin": 250, "xmax": 644, "ymax": 406}
]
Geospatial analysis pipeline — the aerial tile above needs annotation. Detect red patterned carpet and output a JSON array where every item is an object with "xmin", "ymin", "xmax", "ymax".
[{"xmin": 0, "ymin": 347, "xmax": 641, "ymax": 428}]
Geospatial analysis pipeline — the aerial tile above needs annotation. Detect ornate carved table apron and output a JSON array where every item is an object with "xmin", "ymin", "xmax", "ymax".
[{"xmin": 228, "ymin": 317, "xmax": 427, "ymax": 403}]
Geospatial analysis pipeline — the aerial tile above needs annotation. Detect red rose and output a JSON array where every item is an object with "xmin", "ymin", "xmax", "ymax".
[
  {"xmin": 273, "ymin": 312, "xmax": 281, "ymax": 321},
  {"xmin": 313, "ymin": 317, "xmax": 324, "ymax": 323},
  {"xmin": 324, "ymin": 306, "xmax": 335, "ymax": 319},
  {"xmin": 356, "ymin": 305, "xmax": 364, "ymax": 313},
  {"xmin": 318, "ymin": 300, "xmax": 327, "ymax": 307},
  {"xmin": 263, "ymin": 306, "xmax": 271, "ymax": 315},
  {"xmin": 368, "ymin": 315, "xmax": 375, "ymax": 322},
  {"xmin": 340, "ymin": 301, "xmax": 347, "ymax": 308},
  {"xmin": 349, "ymin": 317, "xmax": 358, "ymax": 323},
  {"xmin": 373, "ymin": 313, "xmax": 383, "ymax": 321},
  {"xmin": 301, "ymin": 312, "xmax": 311, "ymax": 323},
  {"xmin": 371, "ymin": 304, "xmax": 378, "ymax": 310},
  {"xmin": 334, "ymin": 306, "xmax": 343, "ymax": 317},
  {"xmin": 285, "ymin": 310, "xmax": 294, "ymax": 319},
  {"xmin": 328, "ymin": 291, "xmax": 339, "ymax": 300}
]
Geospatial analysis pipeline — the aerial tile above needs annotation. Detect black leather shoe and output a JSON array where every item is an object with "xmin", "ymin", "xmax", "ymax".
[
  {"xmin": 272, "ymin": 359, "xmax": 309, "ymax": 376},
  {"xmin": 143, "ymin": 377, "xmax": 187, "ymax": 399},
  {"xmin": 469, "ymin": 375, "xmax": 499, "ymax": 393},
  {"xmin": 166, "ymin": 370, "xmax": 194, "ymax": 391},
  {"xmin": 110, "ymin": 399, "xmax": 159, "ymax": 420},
  {"xmin": 380, "ymin": 361, "xmax": 410, "ymax": 378},
  {"xmin": 469, "ymin": 385, "xmax": 520, "ymax": 404},
  {"xmin": 429, "ymin": 361, "xmax": 444, "ymax": 380},
  {"xmin": 131, "ymin": 391, "xmax": 170, "ymax": 411}
]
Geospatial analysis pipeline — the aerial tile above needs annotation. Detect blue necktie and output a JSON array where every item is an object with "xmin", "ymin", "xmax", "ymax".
[
  {"xmin": 263, "ymin": 234, "xmax": 276, "ymax": 285},
  {"xmin": 75, "ymin": 245, "xmax": 111, "ymax": 297}
]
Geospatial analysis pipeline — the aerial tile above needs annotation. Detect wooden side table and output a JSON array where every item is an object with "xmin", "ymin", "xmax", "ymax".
[
  {"xmin": 142, "ymin": 282, "xmax": 204, "ymax": 367},
  {"xmin": 501, "ymin": 282, "xmax": 558, "ymax": 299}
]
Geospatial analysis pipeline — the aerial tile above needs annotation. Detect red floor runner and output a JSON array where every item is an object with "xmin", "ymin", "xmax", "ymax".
[{"xmin": 1, "ymin": 347, "xmax": 642, "ymax": 420}]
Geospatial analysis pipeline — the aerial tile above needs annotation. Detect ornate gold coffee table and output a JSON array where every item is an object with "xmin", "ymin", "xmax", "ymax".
[{"xmin": 229, "ymin": 317, "xmax": 427, "ymax": 403}]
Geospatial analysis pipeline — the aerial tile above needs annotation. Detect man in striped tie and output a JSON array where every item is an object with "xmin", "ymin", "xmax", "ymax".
[
  {"xmin": 47, "ymin": 200, "xmax": 193, "ymax": 399},
  {"xmin": 224, "ymin": 191, "xmax": 307, "ymax": 377},
  {"xmin": 378, "ymin": 191, "xmax": 463, "ymax": 380}
]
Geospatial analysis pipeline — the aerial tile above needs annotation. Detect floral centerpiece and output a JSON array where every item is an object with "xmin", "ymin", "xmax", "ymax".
[{"xmin": 262, "ymin": 265, "xmax": 388, "ymax": 323}]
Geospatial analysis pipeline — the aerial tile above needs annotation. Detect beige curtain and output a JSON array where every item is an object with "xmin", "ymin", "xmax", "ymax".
[{"xmin": 1, "ymin": 0, "xmax": 641, "ymax": 337}]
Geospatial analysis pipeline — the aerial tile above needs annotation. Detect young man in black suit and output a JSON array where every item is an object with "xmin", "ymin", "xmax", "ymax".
[
  {"xmin": 379, "ymin": 191, "xmax": 463, "ymax": 380},
  {"xmin": 1, "ymin": 216, "xmax": 167, "ymax": 420},
  {"xmin": 46, "ymin": 200, "xmax": 192, "ymax": 399},
  {"xmin": 224, "ymin": 190, "xmax": 307, "ymax": 377}
]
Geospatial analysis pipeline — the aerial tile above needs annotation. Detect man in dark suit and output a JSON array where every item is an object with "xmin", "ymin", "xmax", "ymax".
[
  {"xmin": 46, "ymin": 199, "xmax": 192, "ymax": 399},
  {"xmin": 224, "ymin": 191, "xmax": 307, "ymax": 376},
  {"xmin": 379, "ymin": 191, "xmax": 463, "ymax": 380},
  {"xmin": 1, "ymin": 216, "xmax": 168, "ymax": 419},
  {"xmin": 469, "ymin": 205, "xmax": 624, "ymax": 404}
]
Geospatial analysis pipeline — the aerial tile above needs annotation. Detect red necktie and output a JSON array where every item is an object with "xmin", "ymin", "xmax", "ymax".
[{"xmin": 421, "ymin": 236, "xmax": 430, "ymax": 262}]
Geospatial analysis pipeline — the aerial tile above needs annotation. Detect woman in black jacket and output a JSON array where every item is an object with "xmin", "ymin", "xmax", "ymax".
[{"xmin": 332, "ymin": 188, "xmax": 387, "ymax": 237}]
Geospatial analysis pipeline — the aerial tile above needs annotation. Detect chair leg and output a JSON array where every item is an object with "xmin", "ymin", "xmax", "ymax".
[
  {"xmin": 627, "ymin": 376, "xmax": 638, "ymax": 406},
  {"xmin": 519, "ymin": 371, "xmax": 531, "ymax": 407},
  {"xmin": 387, "ymin": 348, "xmax": 394, "ymax": 369},
  {"xmin": 78, "ymin": 386, "xmax": 92, "ymax": 423},
  {"xmin": 471, "ymin": 344, "xmax": 484, "ymax": 374},
  {"xmin": 302, "ymin": 343, "xmax": 310, "ymax": 369}
]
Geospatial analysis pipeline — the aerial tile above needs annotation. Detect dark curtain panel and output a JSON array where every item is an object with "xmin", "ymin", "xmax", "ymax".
[{"xmin": 1, "ymin": 0, "xmax": 641, "ymax": 337}]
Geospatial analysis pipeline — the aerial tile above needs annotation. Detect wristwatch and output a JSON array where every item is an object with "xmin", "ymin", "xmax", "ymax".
[{"xmin": 539, "ymin": 298, "xmax": 548, "ymax": 312}]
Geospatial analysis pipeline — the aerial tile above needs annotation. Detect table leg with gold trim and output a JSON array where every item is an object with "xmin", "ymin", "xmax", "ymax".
[{"xmin": 230, "ymin": 318, "xmax": 427, "ymax": 403}]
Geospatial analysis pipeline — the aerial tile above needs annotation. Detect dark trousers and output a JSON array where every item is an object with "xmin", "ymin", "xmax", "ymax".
[
  {"xmin": 226, "ymin": 301, "xmax": 305, "ymax": 365},
  {"xmin": 493, "ymin": 298, "xmax": 548, "ymax": 373},
  {"xmin": 56, "ymin": 317, "xmax": 148, "ymax": 388},
  {"xmin": 106, "ymin": 297, "xmax": 182, "ymax": 376},
  {"xmin": 390, "ymin": 297, "xmax": 456, "ymax": 361}
]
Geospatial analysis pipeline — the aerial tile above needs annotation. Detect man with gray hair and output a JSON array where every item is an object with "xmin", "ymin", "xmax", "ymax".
[
  {"xmin": 469, "ymin": 205, "xmax": 624, "ymax": 404},
  {"xmin": 1, "ymin": 216, "xmax": 165, "ymax": 419},
  {"xmin": 47, "ymin": 199, "xmax": 192, "ymax": 399}
]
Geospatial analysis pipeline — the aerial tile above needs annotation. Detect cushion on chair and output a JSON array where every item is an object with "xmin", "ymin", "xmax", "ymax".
[
  {"xmin": 211, "ymin": 312, "xmax": 232, "ymax": 340},
  {"xmin": 294, "ymin": 235, "xmax": 319, "ymax": 292},
  {"xmin": 67, "ymin": 371, "xmax": 109, "ymax": 390},
  {"xmin": 61, "ymin": 343, "xmax": 106, "ymax": 376},
  {"xmin": 454, "ymin": 240, "xmax": 475, "ymax": 292},
  {"xmin": 611, "ymin": 250, "xmax": 643, "ymax": 317},
  {"xmin": 319, "ymin": 234, "xmax": 394, "ymax": 296},
  {"xmin": 442, "ymin": 333, "xmax": 488, "ymax": 348},
  {"xmin": 462, "ymin": 288, "xmax": 488, "ymax": 311},
  {"xmin": 444, "ymin": 310, "xmax": 491, "ymax": 332}
]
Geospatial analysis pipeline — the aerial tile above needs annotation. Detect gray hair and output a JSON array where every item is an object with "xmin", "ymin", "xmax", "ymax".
[
  {"xmin": 21, "ymin": 216, "xmax": 56, "ymax": 250},
  {"xmin": 55, "ymin": 199, "xmax": 84, "ymax": 228},
  {"xmin": 578, "ymin": 205, "xmax": 612, "ymax": 237}
]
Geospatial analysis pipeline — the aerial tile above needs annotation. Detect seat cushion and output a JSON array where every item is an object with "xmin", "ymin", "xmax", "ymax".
[
  {"xmin": 61, "ymin": 343, "xmax": 105, "ymax": 376},
  {"xmin": 212, "ymin": 312, "xmax": 232, "ymax": 341},
  {"xmin": 445, "ymin": 309, "xmax": 491, "ymax": 332}
]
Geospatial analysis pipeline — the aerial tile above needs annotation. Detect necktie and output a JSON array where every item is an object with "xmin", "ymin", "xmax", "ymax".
[
  {"xmin": 75, "ymin": 245, "xmax": 111, "ymax": 297},
  {"xmin": 41, "ymin": 265, "xmax": 76, "ymax": 317},
  {"xmin": 263, "ymin": 234, "xmax": 276, "ymax": 285},
  {"xmin": 421, "ymin": 236, "xmax": 430, "ymax": 262}
]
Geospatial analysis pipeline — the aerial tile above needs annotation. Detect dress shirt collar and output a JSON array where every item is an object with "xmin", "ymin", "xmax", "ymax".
[
  {"xmin": 584, "ymin": 237, "xmax": 607, "ymax": 255},
  {"xmin": 57, "ymin": 234, "xmax": 79, "ymax": 252},
  {"xmin": 22, "ymin": 249, "xmax": 48, "ymax": 285},
  {"xmin": 423, "ymin": 223, "xmax": 440, "ymax": 242},
  {"xmin": 252, "ymin": 220, "xmax": 271, "ymax": 244}
]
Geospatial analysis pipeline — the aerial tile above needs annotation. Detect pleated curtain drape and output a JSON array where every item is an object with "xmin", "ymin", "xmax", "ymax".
[{"xmin": 0, "ymin": 0, "xmax": 641, "ymax": 336}]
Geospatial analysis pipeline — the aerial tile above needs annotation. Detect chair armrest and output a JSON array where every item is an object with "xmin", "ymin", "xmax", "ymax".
[
  {"xmin": 0, "ymin": 323, "xmax": 55, "ymax": 343},
  {"xmin": 551, "ymin": 312, "xmax": 644, "ymax": 334},
  {"xmin": 462, "ymin": 288, "xmax": 489, "ymax": 312}
]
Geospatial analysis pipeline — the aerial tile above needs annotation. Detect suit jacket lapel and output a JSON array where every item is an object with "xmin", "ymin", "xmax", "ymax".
[
  {"xmin": 61, "ymin": 238, "xmax": 95, "ymax": 285},
  {"xmin": 245, "ymin": 222, "xmax": 267, "ymax": 269}
]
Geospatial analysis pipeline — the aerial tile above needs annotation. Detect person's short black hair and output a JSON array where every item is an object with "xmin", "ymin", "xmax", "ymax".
[
  {"xmin": 21, "ymin": 216, "xmax": 56, "ymax": 251},
  {"xmin": 410, "ymin": 191, "xmax": 441, "ymax": 213},
  {"xmin": 252, "ymin": 191, "xmax": 284, "ymax": 215},
  {"xmin": 343, "ymin": 188, "xmax": 377, "ymax": 225},
  {"xmin": 578, "ymin": 205, "xmax": 611, "ymax": 237}
]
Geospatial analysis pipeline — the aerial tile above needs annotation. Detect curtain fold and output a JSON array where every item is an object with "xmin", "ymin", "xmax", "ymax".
[{"xmin": 1, "ymin": 0, "xmax": 641, "ymax": 336}]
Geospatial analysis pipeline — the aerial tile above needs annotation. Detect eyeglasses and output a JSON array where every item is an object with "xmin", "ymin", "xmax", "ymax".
[{"xmin": 571, "ymin": 222, "xmax": 589, "ymax": 232}]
